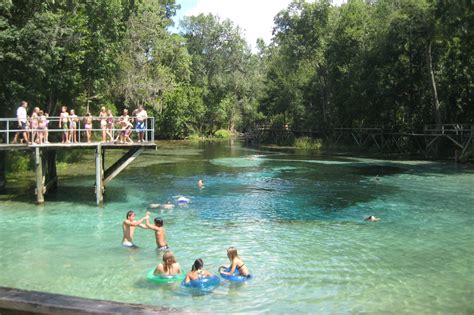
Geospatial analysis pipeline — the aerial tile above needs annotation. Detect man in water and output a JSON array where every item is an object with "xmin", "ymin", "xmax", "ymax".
[
  {"xmin": 146, "ymin": 216, "xmax": 169, "ymax": 251},
  {"xmin": 122, "ymin": 210, "xmax": 149, "ymax": 247},
  {"xmin": 365, "ymin": 215, "xmax": 381, "ymax": 222}
]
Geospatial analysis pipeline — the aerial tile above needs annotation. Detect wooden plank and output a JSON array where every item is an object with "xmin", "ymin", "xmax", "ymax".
[
  {"xmin": 0, "ymin": 286, "xmax": 178, "ymax": 315},
  {"xmin": 104, "ymin": 148, "xmax": 143, "ymax": 185},
  {"xmin": 34, "ymin": 148, "xmax": 44, "ymax": 204}
]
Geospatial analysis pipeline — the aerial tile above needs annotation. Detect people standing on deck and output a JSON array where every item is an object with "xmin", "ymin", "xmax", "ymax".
[
  {"xmin": 133, "ymin": 105, "xmax": 148, "ymax": 143},
  {"xmin": 59, "ymin": 106, "xmax": 69, "ymax": 143},
  {"xmin": 153, "ymin": 250, "xmax": 181, "ymax": 276},
  {"xmin": 83, "ymin": 112, "xmax": 93, "ymax": 143},
  {"xmin": 12, "ymin": 101, "xmax": 30, "ymax": 144},
  {"xmin": 98, "ymin": 106, "xmax": 108, "ymax": 142},
  {"xmin": 122, "ymin": 210, "xmax": 149, "ymax": 248},
  {"xmin": 69, "ymin": 109, "xmax": 79, "ymax": 143},
  {"xmin": 145, "ymin": 216, "xmax": 169, "ymax": 251},
  {"xmin": 30, "ymin": 107, "xmax": 40, "ymax": 143}
]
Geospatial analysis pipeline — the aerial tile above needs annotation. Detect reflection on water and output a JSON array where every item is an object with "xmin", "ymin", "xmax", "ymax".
[{"xmin": 0, "ymin": 141, "xmax": 473, "ymax": 313}]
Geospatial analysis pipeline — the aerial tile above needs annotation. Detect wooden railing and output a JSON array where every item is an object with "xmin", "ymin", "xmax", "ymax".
[{"xmin": 0, "ymin": 116, "xmax": 155, "ymax": 144}]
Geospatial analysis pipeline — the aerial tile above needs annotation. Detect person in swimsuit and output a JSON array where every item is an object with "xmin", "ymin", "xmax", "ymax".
[
  {"xmin": 198, "ymin": 179, "xmax": 204, "ymax": 189},
  {"xmin": 106, "ymin": 109, "xmax": 114, "ymax": 142},
  {"xmin": 133, "ymin": 105, "xmax": 148, "ymax": 142},
  {"xmin": 69, "ymin": 109, "xmax": 79, "ymax": 143},
  {"xmin": 122, "ymin": 210, "xmax": 149, "ymax": 247},
  {"xmin": 145, "ymin": 217, "xmax": 169, "ymax": 251},
  {"xmin": 37, "ymin": 111, "xmax": 46, "ymax": 144},
  {"xmin": 59, "ymin": 106, "xmax": 69, "ymax": 143},
  {"xmin": 184, "ymin": 258, "xmax": 213, "ymax": 283},
  {"xmin": 30, "ymin": 107, "xmax": 40, "ymax": 143},
  {"xmin": 83, "ymin": 112, "xmax": 93, "ymax": 143},
  {"xmin": 219, "ymin": 247, "xmax": 250, "ymax": 277},
  {"xmin": 98, "ymin": 106, "xmax": 108, "ymax": 142},
  {"xmin": 153, "ymin": 250, "xmax": 181, "ymax": 276},
  {"xmin": 365, "ymin": 215, "xmax": 381, "ymax": 222}
]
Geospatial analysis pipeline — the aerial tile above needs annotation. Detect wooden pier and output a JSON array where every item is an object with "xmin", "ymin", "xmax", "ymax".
[{"xmin": 0, "ymin": 116, "xmax": 156, "ymax": 205}]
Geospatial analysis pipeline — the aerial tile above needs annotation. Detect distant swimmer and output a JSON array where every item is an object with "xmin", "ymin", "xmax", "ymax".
[
  {"xmin": 198, "ymin": 179, "xmax": 204, "ymax": 189},
  {"xmin": 245, "ymin": 155, "xmax": 257, "ymax": 160},
  {"xmin": 149, "ymin": 203, "xmax": 161, "ymax": 209},
  {"xmin": 365, "ymin": 215, "xmax": 381, "ymax": 222},
  {"xmin": 122, "ymin": 210, "xmax": 149, "ymax": 247},
  {"xmin": 163, "ymin": 201, "xmax": 175, "ymax": 209}
]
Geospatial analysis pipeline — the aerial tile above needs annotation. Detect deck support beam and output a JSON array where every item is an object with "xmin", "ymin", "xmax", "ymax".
[
  {"xmin": 34, "ymin": 148, "xmax": 58, "ymax": 204},
  {"xmin": 95, "ymin": 144, "xmax": 104, "ymax": 206}
]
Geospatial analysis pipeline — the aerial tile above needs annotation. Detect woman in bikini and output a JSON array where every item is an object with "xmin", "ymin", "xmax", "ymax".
[
  {"xmin": 106, "ymin": 109, "xmax": 114, "ymax": 142},
  {"xmin": 98, "ymin": 106, "xmax": 108, "ymax": 142},
  {"xmin": 184, "ymin": 258, "xmax": 213, "ymax": 283},
  {"xmin": 83, "ymin": 112, "xmax": 93, "ymax": 143},
  {"xmin": 69, "ymin": 109, "xmax": 79, "ymax": 143},
  {"xmin": 219, "ymin": 247, "xmax": 250, "ymax": 277},
  {"xmin": 153, "ymin": 251, "xmax": 181, "ymax": 276}
]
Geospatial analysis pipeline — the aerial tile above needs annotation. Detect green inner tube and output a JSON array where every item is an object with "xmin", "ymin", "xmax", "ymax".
[{"xmin": 146, "ymin": 269, "xmax": 185, "ymax": 283}]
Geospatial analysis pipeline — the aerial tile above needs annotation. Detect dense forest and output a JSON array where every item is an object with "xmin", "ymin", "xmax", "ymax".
[{"xmin": 0, "ymin": 0, "xmax": 472, "ymax": 139}]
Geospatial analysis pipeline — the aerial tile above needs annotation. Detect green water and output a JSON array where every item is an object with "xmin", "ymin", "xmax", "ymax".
[{"xmin": 1, "ymin": 141, "xmax": 473, "ymax": 314}]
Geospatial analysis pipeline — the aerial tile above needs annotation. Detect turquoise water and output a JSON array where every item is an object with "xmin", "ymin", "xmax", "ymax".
[{"xmin": 1, "ymin": 141, "xmax": 473, "ymax": 314}]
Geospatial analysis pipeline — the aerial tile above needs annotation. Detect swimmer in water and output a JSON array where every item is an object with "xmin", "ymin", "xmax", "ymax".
[
  {"xmin": 122, "ymin": 210, "xmax": 149, "ymax": 247},
  {"xmin": 163, "ymin": 201, "xmax": 175, "ymax": 209},
  {"xmin": 198, "ymin": 179, "xmax": 204, "ymax": 189},
  {"xmin": 149, "ymin": 203, "xmax": 161, "ymax": 209},
  {"xmin": 365, "ymin": 215, "xmax": 381, "ymax": 222}
]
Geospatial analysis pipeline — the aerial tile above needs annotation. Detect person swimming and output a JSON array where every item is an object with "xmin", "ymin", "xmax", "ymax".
[
  {"xmin": 163, "ymin": 201, "xmax": 175, "ymax": 209},
  {"xmin": 219, "ymin": 247, "xmax": 250, "ymax": 277},
  {"xmin": 365, "ymin": 215, "xmax": 381, "ymax": 222},
  {"xmin": 184, "ymin": 258, "xmax": 213, "ymax": 283}
]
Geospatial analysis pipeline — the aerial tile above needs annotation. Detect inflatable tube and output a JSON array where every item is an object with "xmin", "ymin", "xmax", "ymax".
[
  {"xmin": 219, "ymin": 267, "xmax": 253, "ymax": 282},
  {"xmin": 181, "ymin": 275, "xmax": 220, "ymax": 291},
  {"xmin": 146, "ymin": 269, "xmax": 185, "ymax": 283},
  {"xmin": 177, "ymin": 196, "xmax": 190, "ymax": 204}
]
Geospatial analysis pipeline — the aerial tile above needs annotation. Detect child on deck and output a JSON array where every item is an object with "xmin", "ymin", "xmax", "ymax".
[
  {"xmin": 184, "ymin": 259, "xmax": 213, "ymax": 283},
  {"xmin": 30, "ymin": 107, "xmax": 40, "ymax": 143},
  {"xmin": 145, "ymin": 217, "xmax": 169, "ymax": 251},
  {"xmin": 219, "ymin": 247, "xmax": 251, "ymax": 277},
  {"xmin": 153, "ymin": 251, "xmax": 181, "ymax": 276},
  {"xmin": 69, "ymin": 109, "xmax": 78, "ymax": 143},
  {"xmin": 118, "ymin": 116, "xmax": 133, "ymax": 144},
  {"xmin": 59, "ymin": 106, "xmax": 69, "ymax": 143},
  {"xmin": 44, "ymin": 112, "xmax": 50, "ymax": 143}
]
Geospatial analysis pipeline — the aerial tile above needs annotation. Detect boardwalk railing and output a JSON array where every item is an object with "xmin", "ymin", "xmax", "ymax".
[{"xmin": 0, "ymin": 116, "xmax": 155, "ymax": 144}]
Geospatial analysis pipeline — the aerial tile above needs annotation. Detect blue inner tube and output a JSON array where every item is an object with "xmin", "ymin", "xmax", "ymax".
[
  {"xmin": 181, "ymin": 275, "xmax": 220, "ymax": 291},
  {"xmin": 146, "ymin": 269, "xmax": 185, "ymax": 283},
  {"xmin": 219, "ymin": 267, "xmax": 253, "ymax": 282}
]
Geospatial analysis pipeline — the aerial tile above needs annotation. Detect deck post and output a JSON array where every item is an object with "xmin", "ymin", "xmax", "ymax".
[
  {"xmin": 34, "ymin": 147, "xmax": 44, "ymax": 204},
  {"xmin": 0, "ymin": 151, "xmax": 5, "ymax": 192},
  {"xmin": 45, "ymin": 150, "xmax": 58, "ymax": 192},
  {"xmin": 95, "ymin": 144, "xmax": 104, "ymax": 206}
]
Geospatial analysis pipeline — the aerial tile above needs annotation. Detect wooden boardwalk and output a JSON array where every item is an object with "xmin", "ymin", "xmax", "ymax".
[{"xmin": 247, "ymin": 124, "xmax": 473, "ymax": 158}]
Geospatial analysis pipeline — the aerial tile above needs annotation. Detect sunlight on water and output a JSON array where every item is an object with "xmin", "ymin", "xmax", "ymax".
[{"xmin": 0, "ymin": 141, "xmax": 473, "ymax": 314}]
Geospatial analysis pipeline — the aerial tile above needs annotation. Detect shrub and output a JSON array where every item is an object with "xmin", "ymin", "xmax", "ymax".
[
  {"xmin": 294, "ymin": 137, "xmax": 323, "ymax": 151},
  {"xmin": 214, "ymin": 129, "xmax": 232, "ymax": 139}
]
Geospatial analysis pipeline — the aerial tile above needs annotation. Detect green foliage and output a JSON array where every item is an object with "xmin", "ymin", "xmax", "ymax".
[
  {"xmin": 294, "ymin": 137, "xmax": 322, "ymax": 151},
  {"xmin": 213, "ymin": 129, "xmax": 232, "ymax": 139},
  {"xmin": 5, "ymin": 151, "xmax": 32, "ymax": 173}
]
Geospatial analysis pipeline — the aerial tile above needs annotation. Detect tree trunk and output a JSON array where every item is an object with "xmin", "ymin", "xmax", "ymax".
[{"xmin": 427, "ymin": 40, "xmax": 441, "ymax": 128}]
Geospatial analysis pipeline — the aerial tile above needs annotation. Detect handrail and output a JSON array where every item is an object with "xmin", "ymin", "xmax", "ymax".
[{"xmin": 0, "ymin": 116, "xmax": 155, "ymax": 144}]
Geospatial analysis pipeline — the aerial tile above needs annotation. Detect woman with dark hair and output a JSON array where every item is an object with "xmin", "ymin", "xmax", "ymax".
[{"xmin": 184, "ymin": 258, "xmax": 213, "ymax": 283}]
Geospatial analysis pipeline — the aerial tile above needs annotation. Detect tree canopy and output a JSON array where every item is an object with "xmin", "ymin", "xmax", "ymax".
[{"xmin": 0, "ymin": 0, "xmax": 472, "ymax": 138}]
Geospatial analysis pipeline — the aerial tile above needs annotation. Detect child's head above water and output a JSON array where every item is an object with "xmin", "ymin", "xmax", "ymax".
[{"xmin": 154, "ymin": 218, "xmax": 163, "ymax": 226}]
